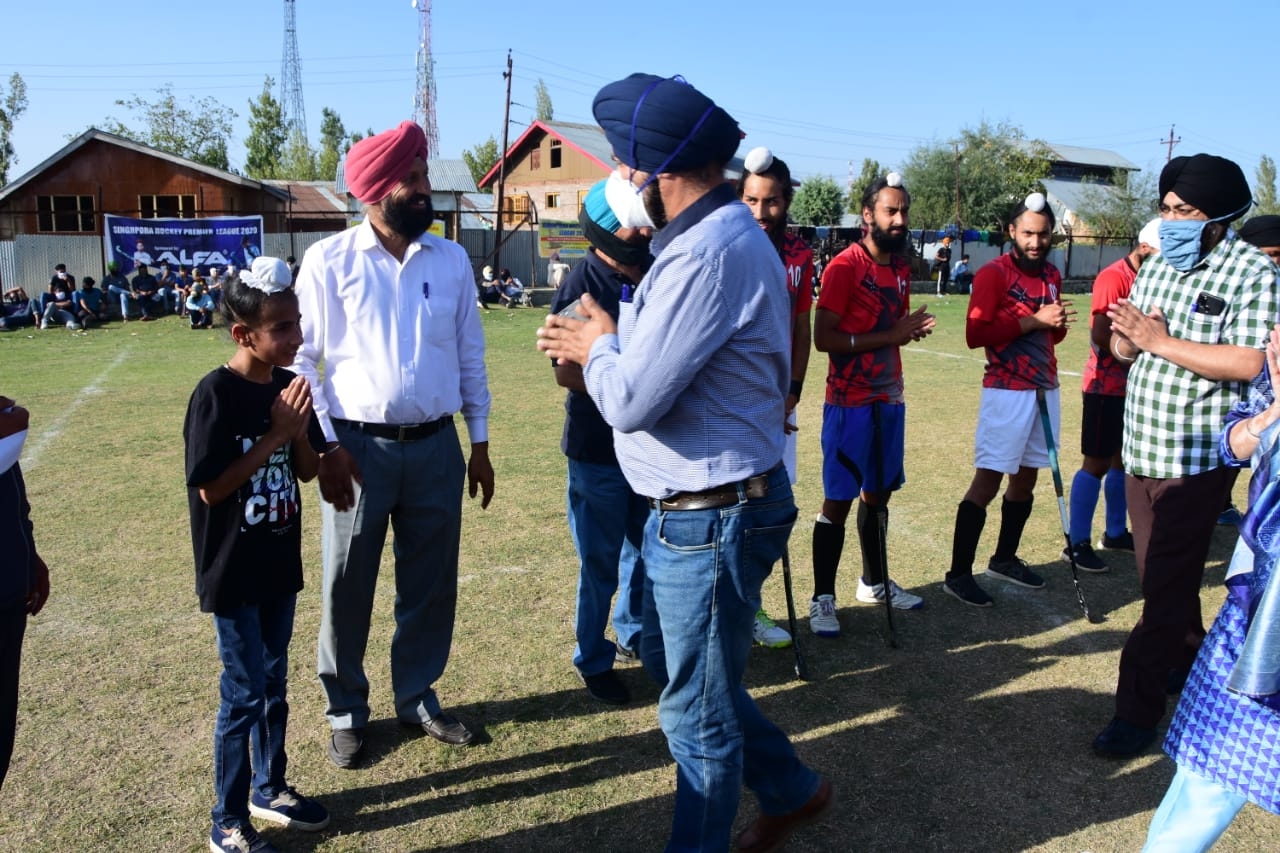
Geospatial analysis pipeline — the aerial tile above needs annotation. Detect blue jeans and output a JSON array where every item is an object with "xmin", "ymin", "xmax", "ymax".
[
  {"xmin": 211, "ymin": 594, "xmax": 295, "ymax": 829},
  {"xmin": 566, "ymin": 458, "xmax": 646, "ymax": 675},
  {"xmin": 1143, "ymin": 765, "xmax": 1247, "ymax": 852},
  {"xmin": 639, "ymin": 466, "xmax": 818, "ymax": 852},
  {"xmin": 317, "ymin": 420, "xmax": 464, "ymax": 729}
]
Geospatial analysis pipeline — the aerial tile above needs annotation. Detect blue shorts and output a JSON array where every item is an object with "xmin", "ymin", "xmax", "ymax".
[{"xmin": 820, "ymin": 402, "xmax": 905, "ymax": 500}]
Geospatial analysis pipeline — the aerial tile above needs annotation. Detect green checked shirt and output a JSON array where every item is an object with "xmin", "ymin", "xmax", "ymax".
[{"xmin": 1122, "ymin": 236, "xmax": 1278, "ymax": 479}]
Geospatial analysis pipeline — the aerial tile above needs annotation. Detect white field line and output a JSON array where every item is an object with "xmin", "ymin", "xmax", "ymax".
[
  {"xmin": 22, "ymin": 348, "xmax": 131, "ymax": 469},
  {"xmin": 906, "ymin": 346, "xmax": 1082, "ymax": 378}
]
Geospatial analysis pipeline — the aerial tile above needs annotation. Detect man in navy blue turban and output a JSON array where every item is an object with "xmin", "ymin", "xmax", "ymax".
[{"xmin": 538, "ymin": 74, "xmax": 832, "ymax": 853}]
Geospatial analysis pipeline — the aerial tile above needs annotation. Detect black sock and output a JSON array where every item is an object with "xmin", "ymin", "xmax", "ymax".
[
  {"xmin": 993, "ymin": 496, "xmax": 1033, "ymax": 562},
  {"xmin": 857, "ymin": 500, "xmax": 888, "ymax": 586},
  {"xmin": 812, "ymin": 519, "xmax": 845, "ymax": 599},
  {"xmin": 948, "ymin": 500, "xmax": 987, "ymax": 580}
]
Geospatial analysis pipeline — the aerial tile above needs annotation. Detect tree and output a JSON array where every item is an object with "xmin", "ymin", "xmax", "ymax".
[
  {"xmin": 0, "ymin": 72, "xmax": 29, "ymax": 188},
  {"xmin": 901, "ymin": 121, "xmax": 1053, "ymax": 230},
  {"xmin": 1075, "ymin": 168, "xmax": 1157, "ymax": 240},
  {"xmin": 106, "ymin": 85, "xmax": 236, "ymax": 171},
  {"xmin": 244, "ymin": 77, "xmax": 287, "ymax": 179},
  {"xmin": 280, "ymin": 133, "xmax": 318, "ymax": 181},
  {"xmin": 1256, "ymin": 155, "xmax": 1279, "ymax": 216},
  {"xmin": 846, "ymin": 157, "xmax": 882, "ymax": 212},
  {"xmin": 790, "ymin": 175, "xmax": 845, "ymax": 226},
  {"xmin": 535, "ymin": 79, "xmax": 553, "ymax": 121},
  {"xmin": 316, "ymin": 108, "xmax": 348, "ymax": 181},
  {"xmin": 463, "ymin": 135, "xmax": 499, "ymax": 191}
]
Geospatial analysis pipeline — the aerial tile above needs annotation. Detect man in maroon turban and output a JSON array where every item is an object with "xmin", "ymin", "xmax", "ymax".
[{"xmin": 293, "ymin": 120, "xmax": 495, "ymax": 769}]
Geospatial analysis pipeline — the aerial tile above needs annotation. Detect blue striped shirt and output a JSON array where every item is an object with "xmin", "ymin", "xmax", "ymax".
[{"xmin": 583, "ymin": 184, "xmax": 790, "ymax": 498}]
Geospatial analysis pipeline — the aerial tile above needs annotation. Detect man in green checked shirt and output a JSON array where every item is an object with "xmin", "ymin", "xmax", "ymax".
[{"xmin": 1093, "ymin": 154, "xmax": 1280, "ymax": 759}]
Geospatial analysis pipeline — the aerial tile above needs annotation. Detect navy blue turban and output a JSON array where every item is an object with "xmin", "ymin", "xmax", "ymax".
[
  {"xmin": 592, "ymin": 73, "xmax": 740, "ymax": 175},
  {"xmin": 1158, "ymin": 154, "xmax": 1252, "ymax": 221}
]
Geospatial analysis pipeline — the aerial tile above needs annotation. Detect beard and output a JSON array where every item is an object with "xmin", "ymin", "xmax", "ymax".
[
  {"xmin": 870, "ymin": 223, "xmax": 908, "ymax": 254},
  {"xmin": 643, "ymin": 181, "xmax": 668, "ymax": 230},
  {"xmin": 380, "ymin": 193, "xmax": 435, "ymax": 240},
  {"xmin": 1010, "ymin": 242, "xmax": 1045, "ymax": 271}
]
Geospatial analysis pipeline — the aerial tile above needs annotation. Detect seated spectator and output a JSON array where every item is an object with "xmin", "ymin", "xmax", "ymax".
[
  {"xmin": 498, "ymin": 268, "xmax": 525, "ymax": 308},
  {"xmin": 478, "ymin": 264, "xmax": 502, "ymax": 307},
  {"xmin": 155, "ymin": 262, "xmax": 179, "ymax": 313},
  {"xmin": 131, "ymin": 264, "xmax": 164, "ymax": 321},
  {"xmin": 207, "ymin": 266, "xmax": 227, "ymax": 308},
  {"xmin": 172, "ymin": 267, "xmax": 192, "ymax": 316},
  {"xmin": 0, "ymin": 289, "xmax": 35, "ymax": 331},
  {"xmin": 76, "ymin": 277, "xmax": 109, "ymax": 327},
  {"xmin": 102, "ymin": 262, "xmax": 132, "ymax": 320},
  {"xmin": 41, "ymin": 273, "xmax": 80, "ymax": 330},
  {"xmin": 548, "ymin": 252, "xmax": 571, "ymax": 289},
  {"xmin": 42, "ymin": 264, "xmax": 71, "ymax": 314},
  {"xmin": 953, "ymin": 254, "xmax": 974, "ymax": 295},
  {"xmin": 186, "ymin": 281, "xmax": 216, "ymax": 329}
]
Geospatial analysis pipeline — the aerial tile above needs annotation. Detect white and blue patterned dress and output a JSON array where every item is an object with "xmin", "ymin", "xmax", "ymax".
[{"xmin": 1164, "ymin": 369, "xmax": 1280, "ymax": 813}]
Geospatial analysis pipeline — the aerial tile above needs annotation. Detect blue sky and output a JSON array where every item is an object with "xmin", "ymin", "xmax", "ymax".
[{"xmin": 6, "ymin": 1, "xmax": 1276, "ymax": 191}]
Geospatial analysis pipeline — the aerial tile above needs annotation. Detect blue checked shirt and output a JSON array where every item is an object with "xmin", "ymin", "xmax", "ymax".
[
  {"xmin": 1122, "ymin": 237, "xmax": 1278, "ymax": 479},
  {"xmin": 583, "ymin": 184, "xmax": 791, "ymax": 499}
]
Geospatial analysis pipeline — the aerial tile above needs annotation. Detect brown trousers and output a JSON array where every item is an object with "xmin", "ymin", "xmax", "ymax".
[{"xmin": 1115, "ymin": 467, "xmax": 1232, "ymax": 727}]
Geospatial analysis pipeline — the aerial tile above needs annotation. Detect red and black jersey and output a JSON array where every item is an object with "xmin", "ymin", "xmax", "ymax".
[
  {"xmin": 1081, "ymin": 257, "xmax": 1136, "ymax": 396},
  {"xmin": 782, "ymin": 232, "xmax": 815, "ymax": 322},
  {"xmin": 966, "ymin": 253, "xmax": 1065, "ymax": 391},
  {"xmin": 817, "ymin": 241, "xmax": 910, "ymax": 406}
]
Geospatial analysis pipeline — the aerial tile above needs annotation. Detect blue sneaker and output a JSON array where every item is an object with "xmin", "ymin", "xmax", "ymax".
[
  {"xmin": 249, "ymin": 786, "xmax": 330, "ymax": 831},
  {"xmin": 209, "ymin": 824, "xmax": 279, "ymax": 853}
]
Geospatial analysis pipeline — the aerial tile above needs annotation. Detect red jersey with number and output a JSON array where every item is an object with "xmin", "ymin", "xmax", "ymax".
[
  {"xmin": 817, "ymin": 241, "xmax": 910, "ymax": 406},
  {"xmin": 966, "ymin": 253, "xmax": 1066, "ymax": 391},
  {"xmin": 1081, "ymin": 256, "xmax": 1136, "ymax": 396},
  {"xmin": 782, "ymin": 232, "xmax": 815, "ymax": 322}
]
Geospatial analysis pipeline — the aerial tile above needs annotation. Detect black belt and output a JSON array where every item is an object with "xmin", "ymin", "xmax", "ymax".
[
  {"xmin": 333, "ymin": 415, "xmax": 453, "ymax": 442},
  {"xmin": 648, "ymin": 464, "xmax": 783, "ymax": 512}
]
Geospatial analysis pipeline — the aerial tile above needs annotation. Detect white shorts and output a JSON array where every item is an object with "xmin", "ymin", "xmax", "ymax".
[{"xmin": 974, "ymin": 387, "xmax": 1060, "ymax": 474}]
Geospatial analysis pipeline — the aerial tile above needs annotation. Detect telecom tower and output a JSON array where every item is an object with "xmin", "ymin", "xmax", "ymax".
[
  {"xmin": 413, "ymin": 0, "xmax": 439, "ymax": 157},
  {"xmin": 281, "ymin": 0, "xmax": 308, "ymax": 145}
]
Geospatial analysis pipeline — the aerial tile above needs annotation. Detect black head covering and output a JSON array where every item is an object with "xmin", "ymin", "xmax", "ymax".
[
  {"xmin": 1158, "ymin": 154, "xmax": 1252, "ymax": 220},
  {"xmin": 1239, "ymin": 215, "xmax": 1280, "ymax": 249},
  {"xmin": 592, "ymin": 73, "xmax": 740, "ymax": 175}
]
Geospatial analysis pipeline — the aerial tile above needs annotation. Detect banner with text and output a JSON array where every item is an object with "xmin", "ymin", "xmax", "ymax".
[
  {"xmin": 538, "ymin": 220, "xmax": 589, "ymax": 259},
  {"xmin": 104, "ymin": 214, "xmax": 265, "ymax": 274}
]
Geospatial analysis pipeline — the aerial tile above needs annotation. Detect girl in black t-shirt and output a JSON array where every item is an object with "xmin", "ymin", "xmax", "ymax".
[{"xmin": 183, "ymin": 258, "xmax": 330, "ymax": 851}]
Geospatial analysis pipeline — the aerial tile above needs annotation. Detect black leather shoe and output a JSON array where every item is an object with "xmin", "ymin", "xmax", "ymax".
[
  {"xmin": 1092, "ymin": 717, "xmax": 1156, "ymax": 759},
  {"xmin": 328, "ymin": 728, "xmax": 365, "ymax": 768},
  {"xmin": 580, "ymin": 669, "xmax": 630, "ymax": 705},
  {"xmin": 408, "ymin": 712, "xmax": 474, "ymax": 746}
]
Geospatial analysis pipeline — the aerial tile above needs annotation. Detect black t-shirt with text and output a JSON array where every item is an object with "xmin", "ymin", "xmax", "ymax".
[{"xmin": 184, "ymin": 365, "xmax": 324, "ymax": 612}]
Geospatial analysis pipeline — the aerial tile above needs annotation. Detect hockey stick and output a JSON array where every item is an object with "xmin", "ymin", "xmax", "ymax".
[
  {"xmin": 870, "ymin": 401, "xmax": 899, "ymax": 648},
  {"xmin": 1036, "ymin": 388, "xmax": 1104, "ymax": 624},
  {"xmin": 780, "ymin": 547, "xmax": 809, "ymax": 680}
]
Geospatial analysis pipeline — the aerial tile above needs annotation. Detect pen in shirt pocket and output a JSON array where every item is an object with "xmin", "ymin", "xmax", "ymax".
[
  {"xmin": 621, "ymin": 284, "xmax": 632, "ymax": 303},
  {"xmin": 422, "ymin": 281, "xmax": 430, "ymax": 300}
]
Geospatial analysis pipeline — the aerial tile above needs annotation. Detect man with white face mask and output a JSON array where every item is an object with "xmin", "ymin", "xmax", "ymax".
[
  {"xmin": 1094, "ymin": 153, "xmax": 1280, "ymax": 759},
  {"xmin": 538, "ymin": 73, "xmax": 829, "ymax": 853}
]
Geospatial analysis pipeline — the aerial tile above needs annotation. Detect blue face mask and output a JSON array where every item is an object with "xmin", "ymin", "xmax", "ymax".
[{"xmin": 1157, "ymin": 219, "xmax": 1208, "ymax": 272}]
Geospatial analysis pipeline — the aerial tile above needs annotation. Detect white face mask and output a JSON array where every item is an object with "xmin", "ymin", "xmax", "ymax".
[{"xmin": 605, "ymin": 170, "xmax": 656, "ymax": 230}]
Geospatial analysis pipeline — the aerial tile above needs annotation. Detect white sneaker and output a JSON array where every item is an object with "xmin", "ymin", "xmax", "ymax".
[
  {"xmin": 856, "ymin": 578, "xmax": 925, "ymax": 610},
  {"xmin": 752, "ymin": 609, "xmax": 792, "ymax": 648},
  {"xmin": 808, "ymin": 595, "xmax": 840, "ymax": 637}
]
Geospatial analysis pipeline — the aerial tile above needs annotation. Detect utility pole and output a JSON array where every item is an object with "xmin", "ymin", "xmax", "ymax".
[
  {"xmin": 951, "ymin": 140, "xmax": 963, "ymax": 252},
  {"xmin": 1161, "ymin": 125, "xmax": 1181, "ymax": 163},
  {"xmin": 494, "ymin": 50, "xmax": 513, "ymax": 272}
]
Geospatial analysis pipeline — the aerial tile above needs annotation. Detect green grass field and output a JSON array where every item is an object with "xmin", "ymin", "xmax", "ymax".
[{"xmin": 0, "ymin": 297, "xmax": 1267, "ymax": 852}]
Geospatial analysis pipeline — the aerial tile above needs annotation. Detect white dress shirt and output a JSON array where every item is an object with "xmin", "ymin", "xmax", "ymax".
[{"xmin": 292, "ymin": 220, "xmax": 491, "ymax": 444}]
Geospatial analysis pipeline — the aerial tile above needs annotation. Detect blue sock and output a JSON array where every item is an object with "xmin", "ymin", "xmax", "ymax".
[
  {"xmin": 1069, "ymin": 470, "xmax": 1102, "ymax": 545},
  {"xmin": 1104, "ymin": 467, "xmax": 1127, "ymax": 537}
]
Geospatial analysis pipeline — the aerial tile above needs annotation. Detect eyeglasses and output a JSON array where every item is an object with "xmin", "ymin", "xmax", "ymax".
[{"xmin": 1156, "ymin": 201, "xmax": 1202, "ymax": 217}]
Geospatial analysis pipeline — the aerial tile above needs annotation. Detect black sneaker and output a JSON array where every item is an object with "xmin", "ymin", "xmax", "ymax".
[
  {"xmin": 1097, "ymin": 531, "xmax": 1135, "ymax": 552},
  {"xmin": 1061, "ymin": 541, "xmax": 1109, "ymax": 574},
  {"xmin": 579, "ymin": 669, "xmax": 630, "ymax": 705},
  {"xmin": 209, "ymin": 824, "xmax": 279, "ymax": 853},
  {"xmin": 984, "ymin": 556, "xmax": 1045, "ymax": 589},
  {"xmin": 943, "ymin": 575, "xmax": 994, "ymax": 607},
  {"xmin": 1092, "ymin": 717, "xmax": 1157, "ymax": 759},
  {"xmin": 249, "ymin": 786, "xmax": 330, "ymax": 831}
]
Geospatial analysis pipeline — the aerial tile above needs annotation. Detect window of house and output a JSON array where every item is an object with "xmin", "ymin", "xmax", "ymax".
[
  {"xmin": 545, "ymin": 192, "xmax": 560, "ymax": 209},
  {"xmin": 530, "ymin": 148, "xmax": 541, "ymax": 170},
  {"xmin": 577, "ymin": 189, "xmax": 590, "ymax": 209},
  {"xmin": 139, "ymin": 194, "xmax": 197, "ymax": 218},
  {"xmin": 550, "ymin": 139, "xmax": 562, "ymax": 169},
  {"xmin": 36, "ymin": 195, "xmax": 96, "ymax": 233}
]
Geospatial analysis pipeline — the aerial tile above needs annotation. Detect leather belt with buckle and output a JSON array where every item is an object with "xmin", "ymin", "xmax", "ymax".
[
  {"xmin": 333, "ymin": 415, "xmax": 453, "ymax": 442},
  {"xmin": 648, "ymin": 464, "xmax": 782, "ymax": 512}
]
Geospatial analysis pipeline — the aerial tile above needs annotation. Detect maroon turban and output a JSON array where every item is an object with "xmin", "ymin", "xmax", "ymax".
[{"xmin": 345, "ymin": 121, "xmax": 428, "ymax": 205}]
